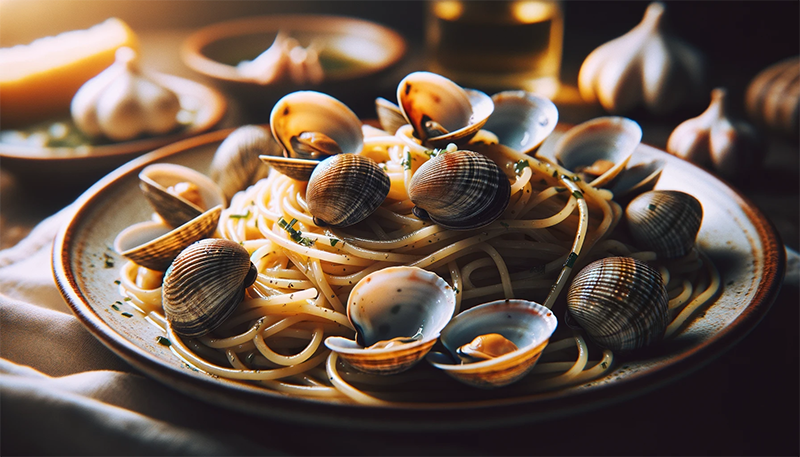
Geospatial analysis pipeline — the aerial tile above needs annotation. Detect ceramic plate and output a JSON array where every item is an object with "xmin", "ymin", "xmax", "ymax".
[
  {"xmin": 53, "ymin": 127, "xmax": 785, "ymax": 430},
  {"xmin": 1, "ymin": 73, "xmax": 227, "ymax": 184}
]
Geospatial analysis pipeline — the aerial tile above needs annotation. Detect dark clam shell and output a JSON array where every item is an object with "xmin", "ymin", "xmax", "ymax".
[
  {"xmin": 163, "ymin": 238, "xmax": 258, "ymax": 338},
  {"xmin": 408, "ymin": 150, "xmax": 510, "ymax": 230},
  {"xmin": 625, "ymin": 190, "xmax": 703, "ymax": 259},
  {"xmin": 567, "ymin": 256, "xmax": 669, "ymax": 352},
  {"xmin": 306, "ymin": 154, "xmax": 390, "ymax": 227}
]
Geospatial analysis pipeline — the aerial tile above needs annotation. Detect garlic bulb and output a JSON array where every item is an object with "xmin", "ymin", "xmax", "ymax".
[
  {"xmin": 745, "ymin": 56, "xmax": 799, "ymax": 138},
  {"xmin": 236, "ymin": 31, "xmax": 324, "ymax": 85},
  {"xmin": 71, "ymin": 47, "xmax": 181, "ymax": 141},
  {"xmin": 666, "ymin": 88, "xmax": 761, "ymax": 182},
  {"xmin": 578, "ymin": 2, "xmax": 704, "ymax": 115}
]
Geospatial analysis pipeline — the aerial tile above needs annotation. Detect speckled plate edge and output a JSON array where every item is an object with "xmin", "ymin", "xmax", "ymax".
[{"xmin": 52, "ymin": 127, "xmax": 786, "ymax": 431}]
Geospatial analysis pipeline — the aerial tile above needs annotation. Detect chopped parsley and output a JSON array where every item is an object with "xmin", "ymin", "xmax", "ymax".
[
  {"xmin": 330, "ymin": 238, "xmax": 341, "ymax": 247},
  {"xmin": 229, "ymin": 210, "xmax": 251, "ymax": 219},
  {"xmin": 565, "ymin": 252, "xmax": 579, "ymax": 268},
  {"xmin": 156, "ymin": 336, "xmax": 171, "ymax": 347},
  {"xmin": 121, "ymin": 312, "xmax": 133, "ymax": 318},
  {"xmin": 572, "ymin": 190, "xmax": 584, "ymax": 199},
  {"xmin": 103, "ymin": 253, "xmax": 114, "ymax": 268},
  {"xmin": 401, "ymin": 149, "xmax": 413, "ymax": 170},
  {"xmin": 277, "ymin": 217, "xmax": 315, "ymax": 247},
  {"xmin": 514, "ymin": 159, "xmax": 530, "ymax": 175},
  {"xmin": 648, "ymin": 204, "xmax": 657, "ymax": 211}
]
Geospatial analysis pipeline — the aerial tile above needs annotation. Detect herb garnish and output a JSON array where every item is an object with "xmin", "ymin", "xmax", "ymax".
[
  {"xmin": 156, "ymin": 336, "xmax": 171, "ymax": 347},
  {"xmin": 230, "ymin": 210, "xmax": 251, "ymax": 219},
  {"xmin": 277, "ymin": 217, "xmax": 315, "ymax": 246},
  {"xmin": 514, "ymin": 159, "xmax": 530, "ymax": 175}
]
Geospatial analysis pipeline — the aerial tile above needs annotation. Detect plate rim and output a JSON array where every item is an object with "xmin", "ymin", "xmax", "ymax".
[{"xmin": 52, "ymin": 126, "xmax": 786, "ymax": 430}]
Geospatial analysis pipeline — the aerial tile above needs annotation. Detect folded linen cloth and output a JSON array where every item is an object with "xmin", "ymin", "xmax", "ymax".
[{"xmin": 0, "ymin": 207, "xmax": 477, "ymax": 456}]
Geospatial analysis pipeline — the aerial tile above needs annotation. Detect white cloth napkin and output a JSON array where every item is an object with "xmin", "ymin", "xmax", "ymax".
[{"xmin": 0, "ymin": 207, "xmax": 477, "ymax": 456}]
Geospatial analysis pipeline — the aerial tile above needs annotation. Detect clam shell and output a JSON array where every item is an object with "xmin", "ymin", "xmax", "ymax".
[
  {"xmin": 427, "ymin": 299, "xmax": 557, "ymax": 389},
  {"xmin": 306, "ymin": 154, "xmax": 390, "ymax": 227},
  {"xmin": 163, "ymin": 238, "xmax": 258, "ymax": 338},
  {"xmin": 113, "ymin": 206, "xmax": 222, "ymax": 271},
  {"xmin": 258, "ymin": 155, "xmax": 319, "ymax": 182},
  {"xmin": 139, "ymin": 164, "xmax": 226, "ymax": 228},
  {"xmin": 324, "ymin": 266, "xmax": 456, "ymax": 375},
  {"xmin": 270, "ymin": 91, "xmax": 363, "ymax": 159},
  {"xmin": 408, "ymin": 150, "xmax": 510, "ymax": 230},
  {"xmin": 484, "ymin": 90, "xmax": 559, "ymax": 154},
  {"xmin": 397, "ymin": 71, "xmax": 494, "ymax": 148},
  {"xmin": 552, "ymin": 116, "xmax": 642, "ymax": 187},
  {"xmin": 209, "ymin": 125, "xmax": 276, "ymax": 200},
  {"xmin": 608, "ymin": 159, "xmax": 665, "ymax": 199},
  {"xmin": 567, "ymin": 256, "xmax": 669, "ymax": 352},
  {"xmin": 625, "ymin": 190, "xmax": 703, "ymax": 259},
  {"xmin": 375, "ymin": 97, "xmax": 408, "ymax": 135}
]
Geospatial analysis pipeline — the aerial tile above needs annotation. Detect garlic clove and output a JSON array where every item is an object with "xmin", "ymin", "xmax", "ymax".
[
  {"xmin": 71, "ymin": 47, "xmax": 181, "ymax": 142},
  {"xmin": 578, "ymin": 2, "xmax": 704, "ymax": 115},
  {"xmin": 745, "ymin": 56, "xmax": 800, "ymax": 137},
  {"xmin": 667, "ymin": 88, "xmax": 761, "ymax": 182}
]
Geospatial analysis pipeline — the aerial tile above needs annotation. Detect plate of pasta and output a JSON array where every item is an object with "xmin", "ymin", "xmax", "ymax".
[{"xmin": 53, "ymin": 86, "xmax": 784, "ymax": 428}]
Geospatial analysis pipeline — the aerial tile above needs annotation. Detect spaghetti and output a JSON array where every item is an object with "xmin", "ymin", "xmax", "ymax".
[{"xmin": 117, "ymin": 126, "xmax": 720, "ymax": 404}]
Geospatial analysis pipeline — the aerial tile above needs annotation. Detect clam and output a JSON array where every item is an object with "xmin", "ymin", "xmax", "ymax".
[
  {"xmin": 567, "ymin": 256, "xmax": 669, "ymax": 352},
  {"xmin": 113, "ymin": 206, "xmax": 222, "ymax": 271},
  {"xmin": 483, "ymin": 90, "xmax": 559, "ymax": 155},
  {"xmin": 608, "ymin": 158, "xmax": 665, "ymax": 199},
  {"xmin": 408, "ymin": 150, "xmax": 511, "ymax": 230},
  {"xmin": 209, "ymin": 125, "xmax": 277, "ymax": 200},
  {"xmin": 375, "ymin": 96, "xmax": 408, "ymax": 135},
  {"xmin": 139, "ymin": 164, "xmax": 226, "ymax": 228},
  {"xmin": 324, "ymin": 266, "xmax": 456, "ymax": 375},
  {"xmin": 549, "ymin": 116, "xmax": 642, "ymax": 187},
  {"xmin": 306, "ymin": 154, "xmax": 390, "ymax": 227},
  {"xmin": 396, "ymin": 71, "xmax": 494, "ymax": 148},
  {"xmin": 625, "ymin": 190, "xmax": 703, "ymax": 259},
  {"xmin": 427, "ymin": 299, "xmax": 557, "ymax": 389},
  {"xmin": 264, "ymin": 91, "xmax": 363, "ymax": 181},
  {"xmin": 163, "ymin": 238, "xmax": 258, "ymax": 338}
]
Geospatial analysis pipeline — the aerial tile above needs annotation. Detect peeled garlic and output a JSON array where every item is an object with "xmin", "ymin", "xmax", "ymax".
[
  {"xmin": 666, "ymin": 88, "xmax": 761, "ymax": 182},
  {"xmin": 71, "ymin": 47, "xmax": 181, "ymax": 141},
  {"xmin": 236, "ymin": 31, "xmax": 324, "ymax": 85},
  {"xmin": 578, "ymin": 2, "xmax": 704, "ymax": 115}
]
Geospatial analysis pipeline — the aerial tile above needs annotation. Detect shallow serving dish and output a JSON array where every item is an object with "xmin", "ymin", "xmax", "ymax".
[
  {"xmin": 53, "ymin": 126, "xmax": 784, "ymax": 430},
  {"xmin": 181, "ymin": 15, "xmax": 406, "ymax": 116},
  {"xmin": 0, "ymin": 73, "xmax": 226, "ymax": 185}
]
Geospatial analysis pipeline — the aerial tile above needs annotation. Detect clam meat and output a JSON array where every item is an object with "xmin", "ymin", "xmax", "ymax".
[
  {"xmin": 427, "ymin": 299, "xmax": 557, "ymax": 389},
  {"xmin": 139, "ymin": 163, "xmax": 226, "ymax": 228}
]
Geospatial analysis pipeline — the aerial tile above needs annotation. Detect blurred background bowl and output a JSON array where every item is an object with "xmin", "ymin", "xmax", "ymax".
[{"xmin": 181, "ymin": 14, "xmax": 407, "ymax": 121}]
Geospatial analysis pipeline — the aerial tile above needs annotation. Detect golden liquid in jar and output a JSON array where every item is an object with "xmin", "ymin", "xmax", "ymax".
[{"xmin": 426, "ymin": 0, "xmax": 563, "ymax": 96}]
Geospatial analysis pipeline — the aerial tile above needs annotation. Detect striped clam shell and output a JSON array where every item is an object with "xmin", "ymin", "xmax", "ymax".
[
  {"xmin": 210, "ymin": 125, "xmax": 276, "ymax": 200},
  {"xmin": 324, "ymin": 266, "xmax": 456, "ymax": 375},
  {"xmin": 567, "ymin": 256, "xmax": 669, "ymax": 352},
  {"xmin": 113, "ymin": 206, "xmax": 222, "ymax": 271},
  {"xmin": 163, "ymin": 238, "xmax": 258, "ymax": 338},
  {"xmin": 408, "ymin": 150, "xmax": 511, "ymax": 230},
  {"xmin": 306, "ymin": 154, "xmax": 390, "ymax": 227},
  {"xmin": 139, "ymin": 164, "xmax": 226, "ymax": 229},
  {"xmin": 625, "ymin": 190, "xmax": 703, "ymax": 259}
]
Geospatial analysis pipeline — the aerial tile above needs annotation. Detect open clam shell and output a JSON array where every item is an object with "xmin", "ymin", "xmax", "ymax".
[
  {"xmin": 209, "ymin": 125, "xmax": 276, "ymax": 200},
  {"xmin": 609, "ymin": 158, "xmax": 665, "ymax": 199},
  {"xmin": 113, "ymin": 205, "xmax": 222, "ymax": 271},
  {"xmin": 427, "ymin": 299, "xmax": 557, "ymax": 389},
  {"xmin": 375, "ymin": 96, "xmax": 408, "ymax": 135},
  {"xmin": 324, "ymin": 266, "xmax": 456, "ymax": 375},
  {"xmin": 567, "ymin": 256, "xmax": 669, "ymax": 352},
  {"xmin": 139, "ymin": 164, "xmax": 226, "ymax": 228},
  {"xmin": 551, "ymin": 116, "xmax": 642, "ymax": 188},
  {"xmin": 397, "ymin": 71, "xmax": 494, "ymax": 148},
  {"xmin": 163, "ymin": 238, "xmax": 258, "ymax": 338},
  {"xmin": 483, "ymin": 90, "xmax": 559, "ymax": 155}
]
